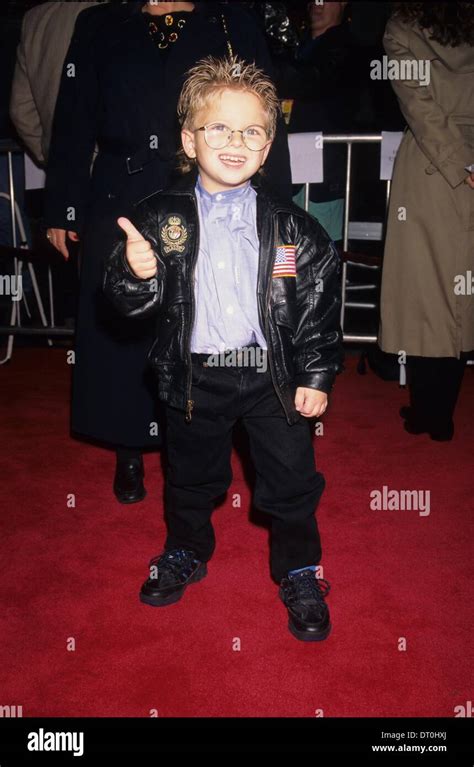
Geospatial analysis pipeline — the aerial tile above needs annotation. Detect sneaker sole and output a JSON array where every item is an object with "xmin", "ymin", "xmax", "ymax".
[
  {"xmin": 288, "ymin": 619, "xmax": 332, "ymax": 642},
  {"xmin": 139, "ymin": 562, "xmax": 208, "ymax": 607}
]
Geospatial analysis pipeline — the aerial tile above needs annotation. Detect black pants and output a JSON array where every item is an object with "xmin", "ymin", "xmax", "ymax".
[
  {"xmin": 162, "ymin": 347, "xmax": 325, "ymax": 583},
  {"xmin": 408, "ymin": 355, "xmax": 467, "ymax": 431}
]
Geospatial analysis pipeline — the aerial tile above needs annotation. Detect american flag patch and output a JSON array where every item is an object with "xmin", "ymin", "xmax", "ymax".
[{"xmin": 272, "ymin": 244, "xmax": 296, "ymax": 278}]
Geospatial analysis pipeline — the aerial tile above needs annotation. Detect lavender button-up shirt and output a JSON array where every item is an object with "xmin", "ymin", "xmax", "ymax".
[{"xmin": 190, "ymin": 173, "xmax": 268, "ymax": 354}]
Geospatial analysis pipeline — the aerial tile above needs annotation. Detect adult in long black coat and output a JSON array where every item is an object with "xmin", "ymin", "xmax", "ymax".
[{"xmin": 44, "ymin": 1, "xmax": 292, "ymax": 501}]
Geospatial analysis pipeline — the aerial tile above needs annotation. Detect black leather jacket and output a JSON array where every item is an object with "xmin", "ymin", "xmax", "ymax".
[{"xmin": 103, "ymin": 168, "xmax": 344, "ymax": 424}]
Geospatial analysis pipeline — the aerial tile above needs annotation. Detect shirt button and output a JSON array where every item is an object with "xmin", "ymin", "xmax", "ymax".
[
  {"xmin": 216, "ymin": 194, "xmax": 223, "ymax": 201},
  {"xmin": 217, "ymin": 261, "xmax": 225, "ymax": 269},
  {"xmin": 226, "ymin": 305, "xmax": 234, "ymax": 315}
]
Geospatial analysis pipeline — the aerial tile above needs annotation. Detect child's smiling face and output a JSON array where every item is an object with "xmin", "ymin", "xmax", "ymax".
[{"xmin": 181, "ymin": 88, "xmax": 273, "ymax": 194}]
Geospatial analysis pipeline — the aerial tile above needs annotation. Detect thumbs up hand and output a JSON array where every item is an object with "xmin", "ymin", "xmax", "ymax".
[{"xmin": 117, "ymin": 217, "xmax": 158, "ymax": 279}]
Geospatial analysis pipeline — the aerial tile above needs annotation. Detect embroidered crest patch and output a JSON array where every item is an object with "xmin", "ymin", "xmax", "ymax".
[{"xmin": 160, "ymin": 214, "xmax": 188, "ymax": 254}]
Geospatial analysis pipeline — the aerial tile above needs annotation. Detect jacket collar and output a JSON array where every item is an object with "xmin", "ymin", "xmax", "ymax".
[{"xmin": 163, "ymin": 166, "xmax": 292, "ymax": 213}]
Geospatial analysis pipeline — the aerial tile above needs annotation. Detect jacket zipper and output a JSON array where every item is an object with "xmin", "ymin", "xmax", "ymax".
[
  {"xmin": 262, "ymin": 219, "xmax": 291, "ymax": 422},
  {"xmin": 185, "ymin": 195, "xmax": 200, "ymax": 422}
]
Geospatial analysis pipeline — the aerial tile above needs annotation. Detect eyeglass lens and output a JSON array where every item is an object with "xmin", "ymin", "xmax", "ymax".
[{"xmin": 204, "ymin": 123, "xmax": 268, "ymax": 151}]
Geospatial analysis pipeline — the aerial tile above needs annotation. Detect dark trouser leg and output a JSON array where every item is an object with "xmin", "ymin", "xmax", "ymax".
[
  {"xmin": 116, "ymin": 446, "xmax": 141, "ymax": 462},
  {"xmin": 163, "ymin": 361, "xmax": 236, "ymax": 561},
  {"xmin": 241, "ymin": 369, "xmax": 324, "ymax": 584},
  {"xmin": 408, "ymin": 355, "xmax": 467, "ymax": 434},
  {"xmin": 434, "ymin": 357, "xmax": 467, "ymax": 430}
]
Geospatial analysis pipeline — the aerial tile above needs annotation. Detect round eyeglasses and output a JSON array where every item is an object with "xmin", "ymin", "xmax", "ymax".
[{"xmin": 196, "ymin": 122, "xmax": 270, "ymax": 151}]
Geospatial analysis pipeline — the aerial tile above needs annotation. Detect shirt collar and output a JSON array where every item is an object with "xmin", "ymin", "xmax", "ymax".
[{"xmin": 196, "ymin": 174, "xmax": 253, "ymax": 204}]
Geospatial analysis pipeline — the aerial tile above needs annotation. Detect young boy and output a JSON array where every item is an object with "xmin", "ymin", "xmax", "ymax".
[{"xmin": 103, "ymin": 54, "xmax": 344, "ymax": 642}]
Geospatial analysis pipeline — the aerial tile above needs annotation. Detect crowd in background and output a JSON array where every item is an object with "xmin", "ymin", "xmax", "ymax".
[{"xmin": 0, "ymin": 1, "xmax": 473, "ymax": 465}]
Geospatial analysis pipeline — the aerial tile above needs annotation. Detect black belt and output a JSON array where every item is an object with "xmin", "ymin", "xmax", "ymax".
[
  {"xmin": 97, "ymin": 138, "xmax": 170, "ymax": 175},
  {"xmin": 191, "ymin": 343, "xmax": 263, "ymax": 367}
]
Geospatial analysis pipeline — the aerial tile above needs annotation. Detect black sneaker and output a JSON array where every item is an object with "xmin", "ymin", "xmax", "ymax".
[
  {"xmin": 139, "ymin": 548, "xmax": 207, "ymax": 607},
  {"xmin": 279, "ymin": 568, "xmax": 331, "ymax": 641}
]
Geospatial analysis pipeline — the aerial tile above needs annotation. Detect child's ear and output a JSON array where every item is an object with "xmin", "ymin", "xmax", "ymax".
[{"xmin": 181, "ymin": 129, "xmax": 196, "ymax": 160}]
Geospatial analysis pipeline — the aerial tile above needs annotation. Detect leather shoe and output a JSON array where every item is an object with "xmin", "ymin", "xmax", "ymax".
[
  {"xmin": 400, "ymin": 406, "xmax": 454, "ymax": 441},
  {"xmin": 140, "ymin": 549, "xmax": 207, "ymax": 606},
  {"xmin": 113, "ymin": 455, "xmax": 146, "ymax": 504}
]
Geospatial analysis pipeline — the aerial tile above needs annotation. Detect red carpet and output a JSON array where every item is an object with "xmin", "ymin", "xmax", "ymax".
[{"xmin": 1, "ymin": 348, "xmax": 472, "ymax": 717}]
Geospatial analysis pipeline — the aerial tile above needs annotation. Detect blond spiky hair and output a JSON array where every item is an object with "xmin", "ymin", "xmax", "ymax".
[{"xmin": 176, "ymin": 54, "xmax": 281, "ymax": 174}]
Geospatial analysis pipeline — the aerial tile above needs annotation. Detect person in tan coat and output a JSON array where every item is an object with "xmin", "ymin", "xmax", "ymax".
[
  {"xmin": 9, "ymin": 1, "xmax": 104, "ymax": 167},
  {"xmin": 379, "ymin": 2, "xmax": 474, "ymax": 441}
]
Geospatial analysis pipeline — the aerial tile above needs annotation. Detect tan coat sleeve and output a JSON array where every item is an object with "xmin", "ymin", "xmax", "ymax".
[
  {"xmin": 9, "ymin": 18, "xmax": 45, "ymax": 166},
  {"xmin": 383, "ymin": 19, "xmax": 471, "ymax": 189}
]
